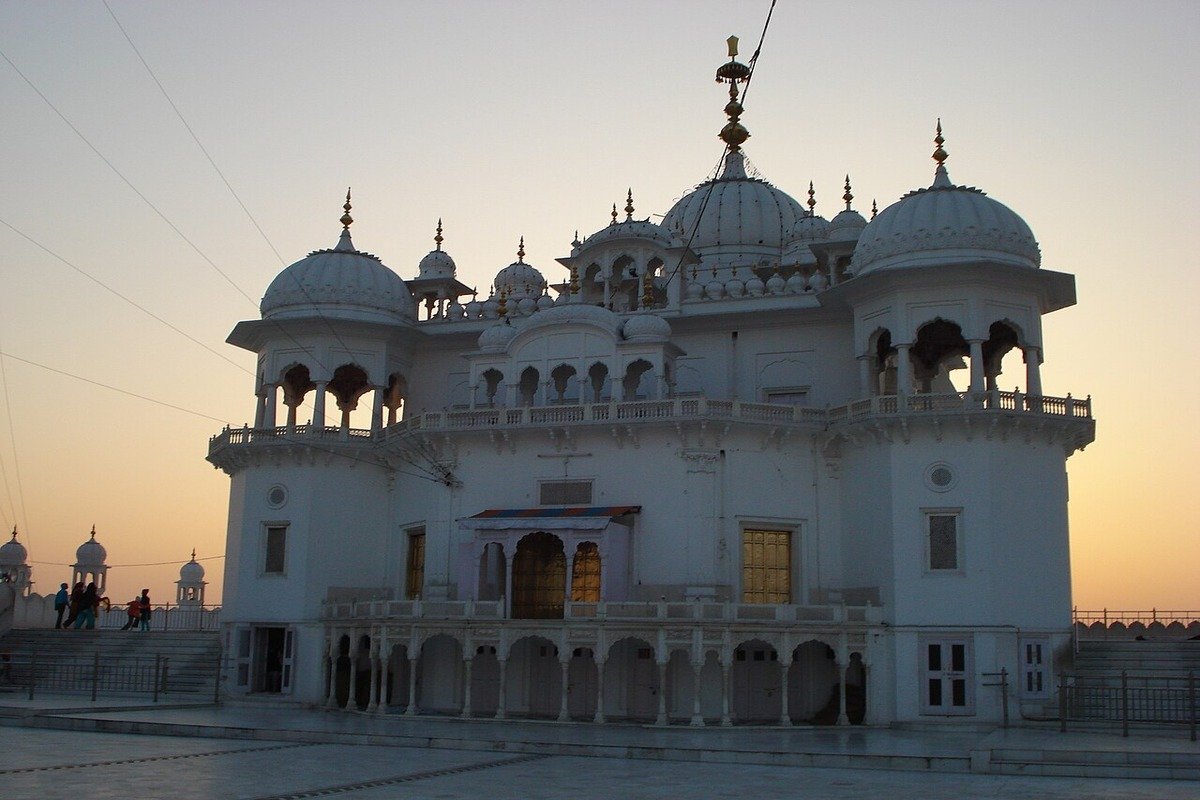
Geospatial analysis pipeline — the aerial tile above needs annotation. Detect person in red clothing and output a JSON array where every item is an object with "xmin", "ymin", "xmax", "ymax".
[{"xmin": 120, "ymin": 598, "xmax": 140, "ymax": 631}]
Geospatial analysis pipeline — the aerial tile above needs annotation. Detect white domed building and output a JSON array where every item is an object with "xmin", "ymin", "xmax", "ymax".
[
  {"xmin": 72, "ymin": 525, "xmax": 109, "ymax": 595},
  {"xmin": 208, "ymin": 40, "xmax": 1093, "ymax": 729},
  {"xmin": 176, "ymin": 550, "xmax": 207, "ymax": 607},
  {"xmin": 0, "ymin": 527, "xmax": 32, "ymax": 594}
]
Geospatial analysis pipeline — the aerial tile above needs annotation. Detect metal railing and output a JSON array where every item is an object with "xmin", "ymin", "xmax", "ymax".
[
  {"xmin": 1073, "ymin": 608, "xmax": 1200, "ymax": 642},
  {"xmin": 89, "ymin": 603, "xmax": 222, "ymax": 632},
  {"xmin": 1059, "ymin": 671, "xmax": 1197, "ymax": 740}
]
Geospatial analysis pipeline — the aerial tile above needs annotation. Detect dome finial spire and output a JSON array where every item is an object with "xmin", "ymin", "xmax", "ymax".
[
  {"xmin": 715, "ymin": 35, "xmax": 751, "ymax": 152},
  {"xmin": 931, "ymin": 119, "xmax": 952, "ymax": 188},
  {"xmin": 191, "ymin": 547, "xmax": 197, "ymax": 561},
  {"xmin": 625, "ymin": 188, "xmax": 635, "ymax": 220},
  {"xmin": 871, "ymin": 198, "xmax": 878, "ymax": 220},
  {"xmin": 807, "ymin": 181, "xmax": 817, "ymax": 216},
  {"xmin": 434, "ymin": 219, "xmax": 443, "ymax": 251},
  {"xmin": 517, "ymin": 236, "xmax": 525, "ymax": 263},
  {"xmin": 340, "ymin": 188, "xmax": 353, "ymax": 229},
  {"xmin": 843, "ymin": 175, "xmax": 854, "ymax": 211}
]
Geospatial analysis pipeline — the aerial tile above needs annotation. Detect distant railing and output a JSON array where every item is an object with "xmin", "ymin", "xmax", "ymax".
[
  {"xmin": 90, "ymin": 603, "xmax": 222, "ymax": 632},
  {"xmin": 1073, "ymin": 609, "xmax": 1200, "ymax": 641},
  {"xmin": 324, "ymin": 598, "xmax": 882, "ymax": 625},
  {"xmin": 0, "ymin": 651, "xmax": 175, "ymax": 702},
  {"xmin": 210, "ymin": 391, "xmax": 1093, "ymax": 455},
  {"xmin": 1060, "ymin": 671, "xmax": 1197, "ymax": 740}
]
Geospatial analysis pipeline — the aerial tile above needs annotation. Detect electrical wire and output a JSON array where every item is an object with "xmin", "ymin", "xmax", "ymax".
[
  {"xmin": 32, "ymin": 555, "xmax": 224, "ymax": 567},
  {"xmin": 0, "ymin": 335, "xmax": 32, "ymax": 557}
]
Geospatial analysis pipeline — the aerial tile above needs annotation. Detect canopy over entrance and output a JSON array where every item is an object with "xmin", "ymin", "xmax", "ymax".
[{"xmin": 461, "ymin": 506, "xmax": 640, "ymax": 531}]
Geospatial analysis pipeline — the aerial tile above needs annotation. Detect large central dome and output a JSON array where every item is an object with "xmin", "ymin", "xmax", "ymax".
[{"xmin": 662, "ymin": 152, "xmax": 805, "ymax": 266}]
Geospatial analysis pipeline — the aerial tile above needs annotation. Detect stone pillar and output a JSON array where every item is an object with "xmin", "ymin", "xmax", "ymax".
[
  {"xmin": 285, "ymin": 400, "xmax": 297, "ymax": 432},
  {"xmin": 264, "ymin": 385, "xmax": 278, "ymax": 428},
  {"xmin": 376, "ymin": 643, "xmax": 390, "ymax": 715},
  {"xmin": 405, "ymin": 655, "xmax": 419, "ymax": 715},
  {"xmin": 655, "ymin": 661, "xmax": 669, "ymax": 726},
  {"xmin": 254, "ymin": 391, "xmax": 266, "ymax": 428},
  {"xmin": 461, "ymin": 656, "xmax": 474, "ymax": 718},
  {"xmin": 313, "ymin": 381, "xmax": 328, "ymax": 428},
  {"xmin": 366, "ymin": 642, "xmax": 379, "ymax": 712},
  {"xmin": 342, "ymin": 650, "xmax": 357, "ymax": 711},
  {"xmin": 720, "ymin": 662, "xmax": 732, "ymax": 727},
  {"xmin": 837, "ymin": 661, "xmax": 850, "ymax": 726},
  {"xmin": 371, "ymin": 387, "xmax": 385, "ymax": 431},
  {"xmin": 895, "ymin": 344, "xmax": 912, "ymax": 397},
  {"xmin": 690, "ymin": 662, "xmax": 705, "ymax": 726},
  {"xmin": 968, "ymin": 339, "xmax": 985, "ymax": 395},
  {"xmin": 1025, "ymin": 347, "xmax": 1043, "ymax": 398},
  {"xmin": 495, "ymin": 657, "xmax": 508, "ymax": 720},
  {"xmin": 858, "ymin": 355, "xmax": 872, "ymax": 398},
  {"xmin": 558, "ymin": 659, "xmax": 571, "ymax": 721},
  {"xmin": 564, "ymin": 551, "xmax": 575, "ymax": 609},
  {"xmin": 778, "ymin": 661, "xmax": 791, "ymax": 726},
  {"xmin": 324, "ymin": 637, "xmax": 339, "ymax": 709},
  {"xmin": 503, "ymin": 555, "xmax": 514, "ymax": 618},
  {"xmin": 593, "ymin": 659, "xmax": 606, "ymax": 723}
]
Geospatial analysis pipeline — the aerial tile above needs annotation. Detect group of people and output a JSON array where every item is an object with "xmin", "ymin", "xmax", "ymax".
[{"xmin": 53, "ymin": 583, "xmax": 151, "ymax": 631}]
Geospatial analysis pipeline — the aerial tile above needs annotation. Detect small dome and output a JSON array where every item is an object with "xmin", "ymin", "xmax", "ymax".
[
  {"xmin": 662, "ymin": 151, "xmax": 806, "ymax": 262},
  {"xmin": 0, "ymin": 529, "xmax": 27, "ymax": 567},
  {"xmin": 790, "ymin": 213, "xmax": 829, "ymax": 244},
  {"xmin": 493, "ymin": 238, "xmax": 547, "ymax": 300},
  {"xmin": 853, "ymin": 142, "xmax": 1040, "ymax": 275},
  {"xmin": 261, "ymin": 228, "xmax": 415, "ymax": 322},
  {"xmin": 478, "ymin": 320, "xmax": 518, "ymax": 353},
  {"xmin": 827, "ymin": 208, "xmax": 867, "ymax": 242},
  {"xmin": 581, "ymin": 218, "xmax": 672, "ymax": 250},
  {"xmin": 179, "ymin": 553, "xmax": 205, "ymax": 583},
  {"xmin": 75, "ymin": 527, "xmax": 107, "ymax": 565},
  {"xmin": 416, "ymin": 219, "xmax": 456, "ymax": 279},
  {"xmin": 622, "ymin": 313, "xmax": 672, "ymax": 342}
]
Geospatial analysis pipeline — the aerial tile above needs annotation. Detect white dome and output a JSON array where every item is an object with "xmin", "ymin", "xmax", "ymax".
[
  {"xmin": 417, "ymin": 249, "xmax": 456, "ymax": 280},
  {"xmin": 478, "ymin": 320, "xmax": 518, "ymax": 353},
  {"xmin": 852, "ymin": 165, "xmax": 1040, "ymax": 275},
  {"xmin": 0, "ymin": 530, "xmax": 27, "ymax": 566},
  {"xmin": 662, "ymin": 152, "xmax": 806, "ymax": 260},
  {"xmin": 493, "ymin": 239, "xmax": 547, "ymax": 300},
  {"xmin": 582, "ymin": 219, "xmax": 672, "ymax": 249},
  {"xmin": 179, "ymin": 556, "xmax": 205, "ymax": 583},
  {"xmin": 75, "ymin": 528, "xmax": 107, "ymax": 565},
  {"xmin": 827, "ymin": 208, "xmax": 868, "ymax": 242},
  {"xmin": 622, "ymin": 313, "xmax": 672, "ymax": 342},
  {"xmin": 790, "ymin": 213, "xmax": 829, "ymax": 244},
  {"xmin": 517, "ymin": 302, "xmax": 623, "ymax": 339},
  {"xmin": 261, "ymin": 229, "xmax": 415, "ymax": 322}
]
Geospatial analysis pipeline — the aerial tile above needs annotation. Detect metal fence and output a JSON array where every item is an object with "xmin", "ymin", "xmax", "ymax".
[
  {"xmin": 0, "ymin": 650, "xmax": 222, "ymax": 703},
  {"xmin": 1059, "ymin": 671, "xmax": 1197, "ymax": 740}
]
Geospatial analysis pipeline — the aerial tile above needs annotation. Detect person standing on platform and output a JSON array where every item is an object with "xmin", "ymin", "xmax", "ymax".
[
  {"xmin": 72, "ymin": 582, "xmax": 98, "ymax": 630},
  {"xmin": 139, "ymin": 588, "xmax": 151, "ymax": 631},
  {"xmin": 62, "ymin": 582, "xmax": 84, "ymax": 628},
  {"xmin": 121, "ymin": 597, "xmax": 140, "ymax": 631},
  {"xmin": 53, "ymin": 582, "xmax": 69, "ymax": 629}
]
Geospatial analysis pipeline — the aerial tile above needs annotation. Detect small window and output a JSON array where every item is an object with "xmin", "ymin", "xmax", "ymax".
[
  {"xmin": 1021, "ymin": 637, "xmax": 1049, "ymax": 698},
  {"xmin": 406, "ymin": 528, "xmax": 425, "ymax": 600},
  {"xmin": 925, "ymin": 511, "xmax": 961, "ymax": 571},
  {"xmin": 742, "ymin": 528, "xmax": 792, "ymax": 604},
  {"xmin": 264, "ymin": 525, "xmax": 287, "ymax": 574},
  {"xmin": 764, "ymin": 388, "xmax": 810, "ymax": 406},
  {"xmin": 540, "ymin": 480, "xmax": 593, "ymax": 506}
]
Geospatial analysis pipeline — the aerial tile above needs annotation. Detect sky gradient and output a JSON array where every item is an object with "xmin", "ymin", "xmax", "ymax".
[{"xmin": 0, "ymin": 1, "xmax": 1196, "ymax": 610}]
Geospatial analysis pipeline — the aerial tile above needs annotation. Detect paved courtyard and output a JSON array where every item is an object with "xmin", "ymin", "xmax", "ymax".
[{"xmin": 2, "ymin": 727, "xmax": 1196, "ymax": 800}]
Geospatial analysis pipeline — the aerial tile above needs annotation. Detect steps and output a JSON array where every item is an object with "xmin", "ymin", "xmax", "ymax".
[
  {"xmin": 0, "ymin": 629, "xmax": 221, "ymax": 697},
  {"xmin": 1074, "ymin": 640, "xmax": 1200, "ymax": 677}
]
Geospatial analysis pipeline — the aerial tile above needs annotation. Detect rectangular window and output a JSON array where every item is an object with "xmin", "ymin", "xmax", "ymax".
[
  {"xmin": 741, "ymin": 528, "xmax": 791, "ymax": 604},
  {"xmin": 405, "ymin": 528, "xmax": 425, "ymax": 600},
  {"xmin": 925, "ymin": 512, "xmax": 960, "ymax": 571},
  {"xmin": 764, "ymin": 388, "xmax": 810, "ymax": 406},
  {"xmin": 263, "ymin": 525, "xmax": 287, "ymax": 574},
  {"xmin": 539, "ymin": 480, "xmax": 593, "ymax": 506},
  {"xmin": 1020, "ymin": 637, "xmax": 1049, "ymax": 698},
  {"xmin": 921, "ymin": 637, "xmax": 974, "ymax": 715}
]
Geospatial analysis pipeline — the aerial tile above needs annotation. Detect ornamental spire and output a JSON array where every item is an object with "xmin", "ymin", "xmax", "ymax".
[
  {"xmin": 517, "ymin": 236, "xmax": 525, "ymax": 263},
  {"xmin": 931, "ymin": 119, "xmax": 952, "ymax": 188},
  {"xmin": 191, "ymin": 548, "xmax": 197, "ymax": 561},
  {"xmin": 871, "ymin": 199, "xmax": 878, "ymax": 220},
  {"xmin": 625, "ymin": 188, "xmax": 634, "ymax": 220},
  {"xmin": 715, "ymin": 35, "xmax": 751, "ymax": 152},
  {"xmin": 641, "ymin": 268, "xmax": 654, "ymax": 309},
  {"xmin": 434, "ymin": 219, "xmax": 443, "ymax": 251},
  {"xmin": 611, "ymin": 203, "xmax": 618, "ymax": 226},
  {"xmin": 807, "ymin": 181, "xmax": 817, "ymax": 216},
  {"xmin": 843, "ymin": 175, "xmax": 854, "ymax": 211},
  {"xmin": 340, "ymin": 188, "xmax": 353, "ymax": 228}
]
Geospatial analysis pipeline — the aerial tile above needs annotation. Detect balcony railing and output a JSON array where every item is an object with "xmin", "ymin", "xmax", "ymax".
[
  {"xmin": 323, "ymin": 598, "xmax": 882, "ymax": 625},
  {"xmin": 210, "ymin": 391, "xmax": 1092, "ymax": 454}
]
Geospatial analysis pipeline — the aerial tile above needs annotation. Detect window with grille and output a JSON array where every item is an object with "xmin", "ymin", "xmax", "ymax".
[
  {"xmin": 921, "ymin": 637, "xmax": 973, "ymax": 715},
  {"xmin": 1021, "ymin": 637, "xmax": 1049, "ymax": 698},
  {"xmin": 263, "ymin": 525, "xmax": 287, "ymax": 574},
  {"xmin": 571, "ymin": 542, "xmax": 601, "ymax": 602},
  {"xmin": 539, "ymin": 480, "xmax": 593, "ymax": 506},
  {"xmin": 925, "ymin": 512, "xmax": 960, "ymax": 571},
  {"xmin": 406, "ymin": 529, "xmax": 425, "ymax": 600},
  {"xmin": 741, "ymin": 528, "xmax": 791, "ymax": 604}
]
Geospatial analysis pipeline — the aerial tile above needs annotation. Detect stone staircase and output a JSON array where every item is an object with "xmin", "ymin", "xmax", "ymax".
[
  {"xmin": 0, "ymin": 628, "xmax": 221, "ymax": 698},
  {"xmin": 1073, "ymin": 639, "xmax": 1200, "ymax": 677},
  {"xmin": 1061, "ymin": 640, "xmax": 1200, "ymax": 730}
]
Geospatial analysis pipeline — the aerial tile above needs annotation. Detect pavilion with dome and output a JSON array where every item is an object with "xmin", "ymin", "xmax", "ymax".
[{"xmin": 207, "ymin": 37, "xmax": 1094, "ymax": 726}]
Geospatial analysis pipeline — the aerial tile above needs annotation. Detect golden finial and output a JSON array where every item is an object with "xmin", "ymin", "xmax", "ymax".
[
  {"xmin": 497, "ymin": 288, "xmax": 508, "ymax": 318},
  {"xmin": 9, "ymin": 525, "xmax": 15, "ymax": 539},
  {"xmin": 843, "ymin": 175, "xmax": 854, "ymax": 210},
  {"xmin": 641, "ymin": 269, "xmax": 654, "ymax": 309},
  {"xmin": 871, "ymin": 199, "xmax": 878, "ymax": 220},
  {"xmin": 90, "ymin": 524, "xmax": 96, "ymax": 539},
  {"xmin": 340, "ymin": 187, "xmax": 353, "ymax": 228},
  {"xmin": 569, "ymin": 264, "xmax": 580, "ymax": 295},
  {"xmin": 191, "ymin": 548, "xmax": 197, "ymax": 561},
  {"xmin": 434, "ymin": 219, "xmax": 443, "ymax": 251},
  {"xmin": 571, "ymin": 230, "xmax": 581, "ymax": 248},
  {"xmin": 611, "ymin": 203, "xmax": 618, "ymax": 226},
  {"xmin": 933, "ymin": 118, "xmax": 948, "ymax": 166},
  {"xmin": 625, "ymin": 188, "xmax": 634, "ymax": 220},
  {"xmin": 715, "ymin": 35, "xmax": 751, "ymax": 152},
  {"xmin": 517, "ymin": 236, "xmax": 525, "ymax": 263},
  {"xmin": 807, "ymin": 181, "xmax": 817, "ymax": 215}
]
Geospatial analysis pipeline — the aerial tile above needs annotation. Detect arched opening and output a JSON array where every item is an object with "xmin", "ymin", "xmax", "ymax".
[
  {"xmin": 983, "ymin": 320, "xmax": 1022, "ymax": 391},
  {"xmin": 570, "ymin": 542, "xmax": 601, "ymax": 602},
  {"xmin": 666, "ymin": 650, "xmax": 695, "ymax": 722},
  {"xmin": 511, "ymin": 531, "xmax": 565, "ymax": 619},
  {"xmin": 506, "ymin": 636, "xmax": 561, "ymax": 718},
  {"xmin": 611, "ymin": 254, "xmax": 637, "ymax": 312},
  {"xmin": 731, "ymin": 638, "xmax": 780, "ymax": 723},
  {"xmin": 587, "ymin": 362, "xmax": 609, "ymax": 403},
  {"xmin": 416, "ymin": 634, "xmax": 463, "ymax": 714},
  {"xmin": 605, "ymin": 637, "xmax": 659, "ymax": 721},
  {"xmin": 911, "ymin": 319, "xmax": 969, "ymax": 394},
  {"xmin": 583, "ymin": 263, "xmax": 603, "ymax": 306},
  {"xmin": 518, "ymin": 366, "xmax": 540, "ymax": 406},
  {"xmin": 870, "ymin": 329, "xmax": 896, "ymax": 395},
  {"xmin": 281, "ymin": 364, "xmax": 314, "ymax": 427},
  {"xmin": 845, "ymin": 651, "xmax": 866, "ymax": 725},
  {"xmin": 550, "ymin": 364, "xmax": 578, "ymax": 404},
  {"xmin": 469, "ymin": 645, "xmax": 500, "ymax": 717},
  {"xmin": 787, "ymin": 639, "xmax": 840, "ymax": 724},
  {"xmin": 333, "ymin": 634, "xmax": 352, "ymax": 708},
  {"xmin": 567, "ymin": 647, "xmax": 598, "ymax": 719},
  {"xmin": 477, "ymin": 542, "xmax": 507, "ymax": 601},
  {"xmin": 480, "ymin": 368, "xmax": 503, "ymax": 408},
  {"xmin": 384, "ymin": 373, "xmax": 407, "ymax": 425},
  {"xmin": 645, "ymin": 257, "xmax": 665, "ymax": 309},
  {"xmin": 353, "ymin": 634, "xmax": 372, "ymax": 709},
  {"xmin": 622, "ymin": 359, "xmax": 653, "ymax": 401},
  {"xmin": 328, "ymin": 363, "xmax": 371, "ymax": 430},
  {"xmin": 384, "ymin": 643, "xmax": 410, "ymax": 711}
]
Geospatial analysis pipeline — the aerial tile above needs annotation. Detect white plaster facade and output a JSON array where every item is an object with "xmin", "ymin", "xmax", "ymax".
[{"xmin": 208, "ymin": 48, "xmax": 1094, "ymax": 727}]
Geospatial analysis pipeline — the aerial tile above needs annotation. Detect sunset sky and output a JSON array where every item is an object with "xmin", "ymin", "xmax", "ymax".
[{"xmin": 0, "ymin": 1, "xmax": 1195, "ymax": 610}]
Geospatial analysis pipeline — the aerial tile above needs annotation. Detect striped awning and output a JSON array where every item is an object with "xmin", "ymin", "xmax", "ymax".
[{"xmin": 461, "ymin": 505, "xmax": 640, "ymax": 531}]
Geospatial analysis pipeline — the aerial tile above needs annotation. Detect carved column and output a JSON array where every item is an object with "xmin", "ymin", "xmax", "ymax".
[
  {"xmin": 778, "ymin": 661, "xmax": 791, "ymax": 726},
  {"xmin": 895, "ymin": 344, "xmax": 913, "ymax": 398},
  {"xmin": 324, "ymin": 636, "xmax": 339, "ymax": 709},
  {"xmin": 837, "ymin": 661, "xmax": 850, "ymax": 726},
  {"xmin": 593, "ymin": 659, "xmax": 606, "ymax": 723},
  {"xmin": 690, "ymin": 661, "xmax": 705, "ymax": 726},
  {"xmin": 366, "ymin": 641, "xmax": 379, "ymax": 712},
  {"xmin": 1025, "ymin": 346, "xmax": 1043, "ymax": 398},
  {"xmin": 720, "ymin": 661, "xmax": 732, "ymax": 727},
  {"xmin": 371, "ymin": 386, "xmax": 385, "ymax": 432},
  {"xmin": 461, "ymin": 656, "xmax": 474, "ymax": 718},
  {"xmin": 857, "ymin": 355, "xmax": 872, "ymax": 398},
  {"xmin": 495, "ymin": 657, "xmax": 508, "ymax": 719},
  {"xmin": 264, "ymin": 384, "xmax": 278, "ymax": 428},
  {"xmin": 655, "ymin": 661, "xmax": 669, "ymax": 725},
  {"xmin": 312, "ymin": 381, "xmax": 328, "ymax": 428},
  {"xmin": 558, "ymin": 659, "xmax": 571, "ymax": 721},
  {"xmin": 405, "ymin": 654, "xmax": 419, "ymax": 715},
  {"xmin": 968, "ymin": 339, "xmax": 985, "ymax": 395}
]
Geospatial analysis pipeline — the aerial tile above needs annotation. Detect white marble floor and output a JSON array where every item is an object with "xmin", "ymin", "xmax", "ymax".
[{"xmin": 2, "ymin": 727, "xmax": 1196, "ymax": 800}]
